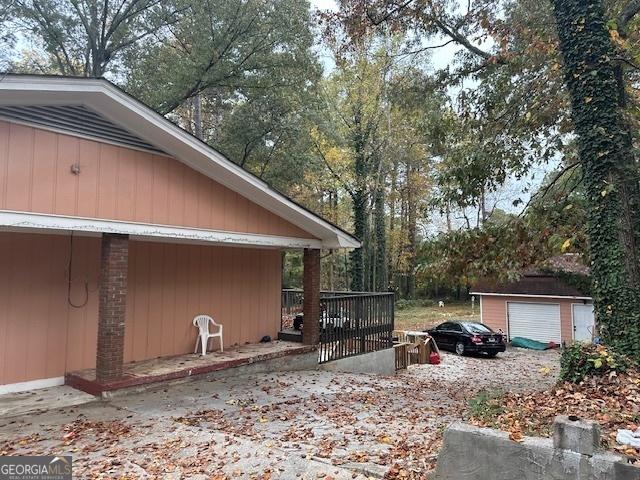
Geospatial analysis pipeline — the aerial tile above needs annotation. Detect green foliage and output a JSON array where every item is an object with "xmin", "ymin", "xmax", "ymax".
[
  {"xmin": 124, "ymin": 0, "xmax": 319, "ymax": 114},
  {"xmin": 1, "ymin": 0, "xmax": 179, "ymax": 77},
  {"xmin": 416, "ymin": 209, "xmax": 554, "ymax": 292},
  {"xmin": 560, "ymin": 343, "xmax": 630, "ymax": 383},
  {"xmin": 418, "ymin": 148, "xmax": 588, "ymax": 297},
  {"xmin": 468, "ymin": 390, "xmax": 505, "ymax": 424},
  {"xmin": 314, "ymin": 36, "xmax": 448, "ymax": 295}
]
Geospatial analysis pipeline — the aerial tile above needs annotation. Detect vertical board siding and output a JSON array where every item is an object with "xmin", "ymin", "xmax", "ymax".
[
  {"xmin": 123, "ymin": 242, "xmax": 282, "ymax": 362},
  {"xmin": 0, "ymin": 231, "xmax": 283, "ymax": 386},
  {"xmin": 0, "ymin": 232, "xmax": 100, "ymax": 385},
  {"xmin": 0, "ymin": 120, "xmax": 315, "ymax": 240},
  {"xmin": 481, "ymin": 295, "xmax": 578, "ymax": 343}
]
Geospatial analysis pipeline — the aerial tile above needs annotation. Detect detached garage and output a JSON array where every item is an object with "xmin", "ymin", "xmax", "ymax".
[{"xmin": 472, "ymin": 254, "xmax": 595, "ymax": 344}]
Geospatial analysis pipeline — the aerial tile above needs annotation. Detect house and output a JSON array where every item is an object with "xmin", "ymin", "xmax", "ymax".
[
  {"xmin": 471, "ymin": 254, "xmax": 595, "ymax": 344},
  {"xmin": 0, "ymin": 74, "xmax": 360, "ymax": 394}
]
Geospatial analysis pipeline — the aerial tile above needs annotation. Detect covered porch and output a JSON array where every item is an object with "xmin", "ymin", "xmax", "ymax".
[
  {"xmin": 0, "ymin": 225, "xmax": 323, "ymax": 395},
  {"xmin": 66, "ymin": 340, "xmax": 315, "ymax": 396}
]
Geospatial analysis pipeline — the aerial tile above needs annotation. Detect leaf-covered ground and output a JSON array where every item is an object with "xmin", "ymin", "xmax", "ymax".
[
  {"xmin": 469, "ymin": 367, "xmax": 640, "ymax": 462},
  {"xmin": 0, "ymin": 349, "xmax": 559, "ymax": 479}
]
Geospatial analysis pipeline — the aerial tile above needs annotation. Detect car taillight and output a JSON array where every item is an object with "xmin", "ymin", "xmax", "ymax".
[{"xmin": 471, "ymin": 335, "xmax": 483, "ymax": 344}]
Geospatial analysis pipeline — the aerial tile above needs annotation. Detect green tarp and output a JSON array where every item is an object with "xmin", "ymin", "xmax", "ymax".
[{"xmin": 511, "ymin": 337, "xmax": 552, "ymax": 350}]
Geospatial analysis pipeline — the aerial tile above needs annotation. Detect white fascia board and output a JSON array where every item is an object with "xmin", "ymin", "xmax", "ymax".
[
  {"xmin": 0, "ymin": 210, "xmax": 323, "ymax": 249},
  {"xmin": 0, "ymin": 76, "xmax": 361, "ymax": 250},
  {"xmin": 470, "ymin": 292, "xmax": 592, "ymax": 301}
]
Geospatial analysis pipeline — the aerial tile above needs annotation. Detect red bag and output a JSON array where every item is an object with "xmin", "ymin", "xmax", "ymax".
[{"xmin": 429, "ymin": 351, "xmax": 441, "ymax": 365}]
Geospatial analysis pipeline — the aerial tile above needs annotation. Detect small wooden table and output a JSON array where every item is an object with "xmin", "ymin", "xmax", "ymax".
[{"xmin": 404, "ymin": 331, "xmax": 431, "ymax": 343}]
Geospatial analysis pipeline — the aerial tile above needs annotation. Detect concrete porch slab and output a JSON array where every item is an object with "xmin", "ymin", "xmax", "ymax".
[
  {"xmin": 0, "ymin": 385, "xmax": 96, "ymax": 419},
  {"xmin": 66, "ymin": 341, "xmax": 317, "ymax": 396}
]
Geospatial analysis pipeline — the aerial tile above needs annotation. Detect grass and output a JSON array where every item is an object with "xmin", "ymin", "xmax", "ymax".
[
  {"xmin": 468, "ymin": 390, "xmax": 506, "ymax": 424},
  {"xmin": 394, "ymin": 301, "xmax": 480, "ymax": 331}
]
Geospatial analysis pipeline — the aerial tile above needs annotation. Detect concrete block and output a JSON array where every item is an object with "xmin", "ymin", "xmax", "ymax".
[
  {"xmin": 319, "ymin": 348, "xmax": 395, "ymax": 376},
  {"xmin": 553, "ymin": 415, "xmax": 601, "ymax": 456},
  {"xmin": 433, "ymin": 421, "xmax": 638, "ymax": 480}
]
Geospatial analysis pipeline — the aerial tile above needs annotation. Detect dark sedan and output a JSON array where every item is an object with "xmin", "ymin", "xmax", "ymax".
[{"xmin": 426, "ymin": 321, "xmax": 506, "ymax": 357}]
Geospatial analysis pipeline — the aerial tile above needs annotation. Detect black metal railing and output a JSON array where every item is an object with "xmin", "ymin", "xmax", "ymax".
[
  {"xmin": 281, "ymin": 289, "xmax": 370, "ymax": 315},
  {"xmin": 282, "ymin": 289, "xmax": 305, "ymax": 315},
  {"xmin": 318, "ymin": 292, "xmax": 395, "ymax": 364}
]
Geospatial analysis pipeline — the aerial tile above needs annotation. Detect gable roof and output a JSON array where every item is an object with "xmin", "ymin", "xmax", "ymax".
[
  {"xmin": 0, "ymin": 74, "xmax": 360, "ymax": 249},
  {"xmin": 472, "ymin": 254, "xmax": 591, "ymax": 298},
  {"xmin": 522, "ymin": 253, "xmax": 590, "ymax": 277}
]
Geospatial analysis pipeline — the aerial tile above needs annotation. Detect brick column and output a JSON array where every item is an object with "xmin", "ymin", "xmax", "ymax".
[
  {"xmin": 303, "ymin": 248, "xmax": 320, "ymax": 346},
  {"xmin": 96, "ymin": 233, "xmax": 129, "ymax": 382}
]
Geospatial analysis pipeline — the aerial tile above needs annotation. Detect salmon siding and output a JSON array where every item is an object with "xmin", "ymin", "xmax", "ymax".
[{"xmin": 0, "ymin": 121, "xmax": 313, "ymax": 239}]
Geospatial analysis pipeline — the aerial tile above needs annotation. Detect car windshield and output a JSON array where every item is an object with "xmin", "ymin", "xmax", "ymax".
[{"xmin": 463, "ymin": 323, "xmax": 494, "ymax": 334}]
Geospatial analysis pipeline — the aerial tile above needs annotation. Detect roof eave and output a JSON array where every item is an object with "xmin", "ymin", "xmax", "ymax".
[{"xmin": 0, "ymin": 74, "xmax": 361, "ymax": 249}]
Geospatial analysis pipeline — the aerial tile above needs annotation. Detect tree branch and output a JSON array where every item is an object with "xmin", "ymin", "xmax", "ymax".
[
  {"xmin": 312, "ymin": 138, "xmax": 355, "ymax": 198},
  {"xmin": 518, "ymin": 162, "xmax": 581, "ymax": 216},
  {"xmin": 618, "ymin": 0, "xmax": 640, "ymax": 36}
]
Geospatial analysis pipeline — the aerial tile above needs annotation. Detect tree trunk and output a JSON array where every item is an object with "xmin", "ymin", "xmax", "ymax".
[
  {"xmin": 406, "ymin": 163, "xmax": 417, "ymax": 300},
  {"xmin": 552, "ymin": 0, "xmax": 640, "ymax": 359},
  {"xmin": 350, "ymin": 186, "xmax": 367, "ymax": 291},
  {"xmin": 612, "ymin": 62, "xmax": 640, "ymax": 289},
  {"xmin": 388, "ymin": 158, "xmax": 398, "ymax": 289},
  {"xmin": 374, "ymin": 185, "xmax": 388, "ymax": 291},
  {"xmin": 349, "ymin": 110, "xmax": 368, "ymax": 292},
  {"xmin": 480, "ymin": 185, "xmax": 487, "ymax": 226}
]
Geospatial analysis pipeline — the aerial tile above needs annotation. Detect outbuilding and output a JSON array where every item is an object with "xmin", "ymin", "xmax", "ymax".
[{"xmin": 472, "ymin": 254, "xmax": 595, "ymax": 344}]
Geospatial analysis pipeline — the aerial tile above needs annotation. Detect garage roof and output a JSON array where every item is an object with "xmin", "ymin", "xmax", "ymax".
[
  {"xmin": 0, "ymin": 74, "xmax": 360, "ymax": 250},
  {"xmin": 472, "ymin": 254, "xmax": 591, "ymax": 299},
  {"xmin": 472, "ymin": 275, "xmax": 589, "ymax": 298}
]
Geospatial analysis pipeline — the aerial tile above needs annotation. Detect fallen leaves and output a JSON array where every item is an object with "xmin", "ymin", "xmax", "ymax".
[
  {"xmin": 62, "ymin": 419, "xmax": 132, "ymax": 445},
  {"xmin": 0, "ymin": 349, "xmax": 565, "ymax": 479},
  {"xmin": 470, "ymin": 368, "xmax": 640, "ymax": 462}
]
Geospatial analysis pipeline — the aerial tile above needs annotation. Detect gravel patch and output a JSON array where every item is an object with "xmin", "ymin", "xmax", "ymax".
[{"xmin": 405, "ymin": 347, "xmax": 561, "ymax": 394}]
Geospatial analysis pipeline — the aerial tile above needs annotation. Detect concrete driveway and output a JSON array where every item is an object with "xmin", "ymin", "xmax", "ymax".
[{"xmin": 0, "ymin": 348, "xmax": 559, "ymax": 479}]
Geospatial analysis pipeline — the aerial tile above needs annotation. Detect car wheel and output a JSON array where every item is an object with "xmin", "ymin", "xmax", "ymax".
[
  {"xmin": 455, "ymin": 342, "xmax": 465, "ymax": 356},
  {"xmin": 486, "ymin": 352, "xmax": 498, "ymax": 358}
]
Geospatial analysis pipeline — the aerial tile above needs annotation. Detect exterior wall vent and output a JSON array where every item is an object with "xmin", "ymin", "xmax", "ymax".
[{"xmin": 0, "ymin": 104, "xmax": 165, "ymax": 154}]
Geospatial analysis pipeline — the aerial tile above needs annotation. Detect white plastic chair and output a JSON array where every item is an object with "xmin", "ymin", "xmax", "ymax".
[{"xmin": 193, "ymin": 315, "xmax": 223, "ymax": 355}]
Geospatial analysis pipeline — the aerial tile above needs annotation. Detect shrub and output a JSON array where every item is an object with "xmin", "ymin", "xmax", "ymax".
[{"xmin": 560, "ymin": 342, "xmax": 630, "ymax": 383}]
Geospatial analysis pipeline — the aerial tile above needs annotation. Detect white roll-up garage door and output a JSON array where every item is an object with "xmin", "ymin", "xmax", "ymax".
[{"xmin": 507, "ymin": 302, "xmax": 561, "ymax": 343}]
